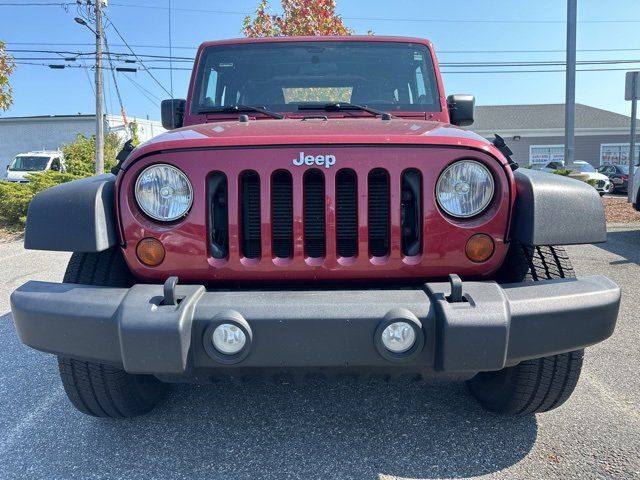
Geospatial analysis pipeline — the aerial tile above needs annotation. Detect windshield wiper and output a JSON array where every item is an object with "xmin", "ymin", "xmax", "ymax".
[
  {"xmin": 199, "ymin": 104, "xmax": 284, "ymax": 119},
  {"xmin": 298, "ymin": 102, "xmax": 392, "ymax": 118}
]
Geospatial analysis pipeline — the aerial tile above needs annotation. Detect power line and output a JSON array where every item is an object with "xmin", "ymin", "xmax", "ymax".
[
  {"xmin": 8, "ymin": 42, "xmax": 640, "ymax": 56},
  {"xmin": 0, "ymin": 2, "xmax": 73, "ymax": 5},
  {"xmin": 122, "ymin": 74, "xmax": 160, "ymax": 107},
  {"xmin": 102, "ymin": 12, "xmax": 172, "ymax": 96},
  {"xmin": 15, "ymin": 60, "xmax": 639, "ymax": 74},
  {"xmin": 105, "ymin": 3, "xmax": 640, "ymax": 24}
]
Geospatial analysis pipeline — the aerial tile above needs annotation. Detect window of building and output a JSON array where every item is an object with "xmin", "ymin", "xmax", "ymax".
[
  {"xmin": 600, "ymin": 144, "xmax": 640, "ymax": 166},
  {"xmin": 530, "ymin": 145, "xmax": 564, "ymax": 165}
]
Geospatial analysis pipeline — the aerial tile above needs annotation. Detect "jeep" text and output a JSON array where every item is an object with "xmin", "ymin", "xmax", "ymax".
[{"xmin": 292, "ymin": 152, "xmax": 336, "ymax": 168}]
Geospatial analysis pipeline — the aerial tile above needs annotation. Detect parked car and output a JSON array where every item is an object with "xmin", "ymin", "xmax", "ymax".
[
  {"xmin": 5, "ymin": 150, "xmax": 66, "ymax": 183},
  {"xmin": 597, "ymin": 164, "xmax": 630, "ymax": 193},
  {"xmin": 571, "ymin": 161, "xmax": 612, "ymax": 196},
  {"xmin": 530, "ymin": 160, "xmax": 612, "ymax": 195},
  {"xmin": 10, "ymin": 36, "xmax": 620, "ymax": 419}
]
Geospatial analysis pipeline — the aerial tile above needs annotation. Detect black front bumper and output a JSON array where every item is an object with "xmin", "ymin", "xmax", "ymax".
[{"xmin": 10, "ymin": 276, "xmax": 620, "ymax": 379}]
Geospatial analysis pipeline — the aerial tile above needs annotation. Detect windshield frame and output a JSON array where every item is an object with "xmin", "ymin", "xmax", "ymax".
[{"xmin": 185, "ymin": 37, "xmax": 447, "ymax": 124}]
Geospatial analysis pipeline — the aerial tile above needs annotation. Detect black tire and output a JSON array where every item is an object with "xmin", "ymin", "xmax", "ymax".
[
  {"xmin": 58, "ymin": 249, "xmax": 168, "ymax": 418},
  {"xmin": 467, "ymin": 243, "xmax": 584, "ymax": 415}
]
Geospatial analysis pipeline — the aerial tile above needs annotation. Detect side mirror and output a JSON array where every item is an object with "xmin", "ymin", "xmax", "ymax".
[
  {"xmin": 447, "ymin": 94, "xmax": 475, "ymax": 127},
  {"xmin": 161, "ymin": 99, "xmax": 186, "ymax": 130},
  {"xmin": 51, "ymin": 164, "xmax": 60, "ymax": 172}
]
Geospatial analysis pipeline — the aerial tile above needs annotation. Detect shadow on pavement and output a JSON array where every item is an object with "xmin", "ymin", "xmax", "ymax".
[
  {"xmin": 1, "ymin": 310, "xmax": 537, "ymax": 479},
  {"xmin": 594, "ymin": 228, "xmax": 640, "ymax": 265}
]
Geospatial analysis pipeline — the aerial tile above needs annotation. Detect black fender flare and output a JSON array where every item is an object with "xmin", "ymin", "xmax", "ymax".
[
  {"xmin": 511, "ymin": 168, "xmax": 606, "ymax": 246},
  {"xmin": 24, "ymin": 174, "xmax": 117, "ymax": 252}
]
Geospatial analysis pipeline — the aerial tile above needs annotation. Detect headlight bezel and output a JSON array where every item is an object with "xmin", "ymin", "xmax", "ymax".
[
  {"xmin": 435, "ymin": 159, "xmax": 495, "ymax": 219},
  {"xmin": 134, "ymin": 163, "xmax": 194, "ymax": 222}
]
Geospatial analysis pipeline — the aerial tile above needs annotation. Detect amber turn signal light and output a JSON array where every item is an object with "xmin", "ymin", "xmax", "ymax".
[
  {"xmin": 465, "ymin": 234, "xmax": 495, "ymax": 263},
  {"xmin": 136, "ymin": 238, "xmax": 165, "ymax": 266}
]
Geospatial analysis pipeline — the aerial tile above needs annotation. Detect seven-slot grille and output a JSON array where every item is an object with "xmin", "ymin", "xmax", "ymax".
[{"xmin": 208, "ymin": 168, "xmax": 423, "ymax": 262}]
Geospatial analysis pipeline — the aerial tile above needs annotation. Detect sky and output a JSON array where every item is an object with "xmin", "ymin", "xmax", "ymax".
[{"xmin": 1, "ymin": 0, "xmax": 640, "ymax": 122}]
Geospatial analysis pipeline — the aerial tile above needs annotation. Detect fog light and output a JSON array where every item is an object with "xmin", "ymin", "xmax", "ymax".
[
  {"xmin": 212, "ymin": 323, "xmax": 247, "ymax": 355},
  {"xmin": 136, "ymin": 237, "xmax": 165, "ymax": 266},
  {"xmin": 465, "ymin": 233, "xmax": 495, "ymax": 263},
  {"xmin": 381, "ymin": 322, "xmax": 416, "ymax": 353}
]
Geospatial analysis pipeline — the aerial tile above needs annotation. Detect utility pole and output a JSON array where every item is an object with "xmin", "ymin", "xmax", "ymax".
[
  {"xmin": 564, "ymin": 0, "xmax": 577, "ymax": 167},
  {"xmin": 626, "ymin": 71, "xmax": 639, "ymax": 202},
  {"xmin": 94, "ymin": 0, "xmax": 104, "ymax": 175}
]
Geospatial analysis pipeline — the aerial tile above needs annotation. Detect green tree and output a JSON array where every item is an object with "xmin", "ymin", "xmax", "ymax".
[
  {"xmin": 0, "ymin": 40, "xmax": 16, "ymax": 110},
  {"xmin": 62, "ymin": 132, "xmax": 123, "ymax": 176},
  {"xmin": 243, "ymin": 0, "xmax": 353, "ymax": 37}
]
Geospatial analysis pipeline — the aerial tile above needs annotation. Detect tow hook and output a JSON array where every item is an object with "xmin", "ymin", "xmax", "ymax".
[
  {"xmin": 162, "ymin": 276, "xmax": 179, "ymax": 306},
  {"xmin": 446, "ymin": 274, "xmax": 465, "ymax": 303}
]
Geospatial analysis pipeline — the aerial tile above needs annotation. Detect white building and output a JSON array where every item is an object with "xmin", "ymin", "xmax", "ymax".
[{"xmin": 0, "ymin": 114, "xmax": 165, "ymax": 177}]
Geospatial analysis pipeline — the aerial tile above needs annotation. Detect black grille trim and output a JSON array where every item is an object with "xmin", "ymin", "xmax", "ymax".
[
  {"xmin": 208, "ymin": 172, "xmax": 229, "ymax": 259},
  {"xmin": 401, "ymin": 169, "xmax": 423, "ymax": 256},
  {"xmin": 271, "ymin": 170, "xmax": 294, "ymax": 258},
  {"xmin": 368, "ymin": 169, "xmax": 390, "ymax": 257},
  {"xmin": 303, "ymin": 169, "xmax": 326, "ymax": 258},
  {"xmin": 336, "ymin": 169, "xmax": 358, "ymax": 258},
  {"xmin": 240, "ymin": 171, "xmax": 261, "ymax": 259}
]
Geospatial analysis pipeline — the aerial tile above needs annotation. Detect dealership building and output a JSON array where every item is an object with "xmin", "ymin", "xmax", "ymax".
[
  {"xmin": 0, "ymin": 114, "xmax": 164, "ymax": 177},
  {"xmin": 471, "ymin": 103, "xmax": 637, "ymax": 167}
]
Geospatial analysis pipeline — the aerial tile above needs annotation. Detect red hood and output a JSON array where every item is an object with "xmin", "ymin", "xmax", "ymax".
[{"xmin": 125, "ymin": 118, "xmax": 502, "ymax": 168}]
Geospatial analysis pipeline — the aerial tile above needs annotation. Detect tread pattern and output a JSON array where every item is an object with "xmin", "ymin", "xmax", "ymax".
[
  {"xmin": 468, "ymin": 242, "xmax": 584, "ymax": 415},
  {"xmin": 58, "ymin": 249, "xmax": 167, "ymax": 418},
  {"xmin": 58, "ymin": 357, "xmax": 164, "ymax": 418}
]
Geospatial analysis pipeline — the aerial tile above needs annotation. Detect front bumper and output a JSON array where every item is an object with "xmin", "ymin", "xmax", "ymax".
[{"xmin": 10, "ymin": 276, "xmax": 620, "ymax": 379}]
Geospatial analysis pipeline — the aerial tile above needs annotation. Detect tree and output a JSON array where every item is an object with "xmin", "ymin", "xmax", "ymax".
[
  {"xmin": 242, "ymin": 0, "xmax": 353, "ymax": 37},
  {"xmin": 0, "ymin": 40, "xmax": 16, "ymax": 110}
]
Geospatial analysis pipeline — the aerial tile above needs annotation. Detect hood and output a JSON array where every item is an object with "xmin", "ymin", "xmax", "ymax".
[
  {"xmin": 5, "ymin": 170, "xmax": 30, "ymax": 182},
  {"xmin": 126, "ymin": 118, "xmax": 503, "ymax": 168}
]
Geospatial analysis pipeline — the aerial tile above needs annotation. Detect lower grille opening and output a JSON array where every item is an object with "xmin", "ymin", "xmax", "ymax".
[
  {"xmin": 304, "ymin": 169, "xmax": 326, "ymax": 258},
  {"xmin": 336, "ymin": 169, "xmax": 358, "ymax": 257},
  {"xmin": 368, "ymin": 169, "xmax": 390, "ymax": 257},
  {"xmin": 240, "ymin": 171, "xmax": 261, "ymax": 259},
  {"xmin": 271, "ymin": 170, "xmax": 293, "ymax": 258},
  {"xmin": 208, "ymin": 172, "xmax": 229, "ymax": 259},
  {"xmin": 401, "ymin": 169, "xmax": 423, "ymax": 256}
]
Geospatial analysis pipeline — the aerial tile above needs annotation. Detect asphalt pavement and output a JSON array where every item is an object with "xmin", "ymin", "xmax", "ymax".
[{"xmin": 0, "ymin": 231, "xmax": 639, "ymax": 480}]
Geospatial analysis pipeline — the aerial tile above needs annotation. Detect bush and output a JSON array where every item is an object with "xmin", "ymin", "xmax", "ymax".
[{"xmin": 0, "ymin": 132, "xmax": 123, "ymax": 230}]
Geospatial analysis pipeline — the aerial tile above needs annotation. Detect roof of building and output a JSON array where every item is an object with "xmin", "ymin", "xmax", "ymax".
[
  {"xmin": 472, "ymin": 103, "xmax": 632, "ymax": 132},
  {"xmin": 0, "ymin": 114, "xmax": 161, "ymax": 124}
]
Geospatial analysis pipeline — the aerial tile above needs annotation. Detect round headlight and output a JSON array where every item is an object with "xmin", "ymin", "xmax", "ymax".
[
  {"xmin": 135, "ymin": 164, "xmax": 193, "ymax": 221},
  {"xmin": 436, "ymin": 160, "xmax": 494, "ymax": 218}
]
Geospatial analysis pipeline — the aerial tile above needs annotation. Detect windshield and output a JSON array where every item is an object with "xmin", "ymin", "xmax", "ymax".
[
  {"xmin": 192, "ymin": 41, "xmax": 440, "ymax": 114},
  {"xmin": 9, "ymin": 156, "xmax": 51, "ymax": 172},
  {"xmin": 617, "ymin": 165, "xmax": 629, "ymax": 174}
]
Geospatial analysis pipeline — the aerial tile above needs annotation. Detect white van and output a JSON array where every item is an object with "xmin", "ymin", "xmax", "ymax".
[{"xmin": 5, "ymin": 150, "xmax": 66, "ymax": 183}]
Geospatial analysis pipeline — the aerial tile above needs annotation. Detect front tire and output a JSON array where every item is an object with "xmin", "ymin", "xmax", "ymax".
[
  {"xmin": 57, "ymin": 249, "xmax": 168, "ymax": 418},
  {"xmin": 467, "ymin": 243, "xmax": 584, "ymax": 415}
]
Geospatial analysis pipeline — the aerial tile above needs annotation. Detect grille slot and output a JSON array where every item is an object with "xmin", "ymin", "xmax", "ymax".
[
  {"xmin": 368, "ymin": 169, "xmax": 390, "ymax": 257},
  {"xmin": 271, "ymin": 171, "xmax": 294, "ymax": 258},
  {"xmin": 240, "ymin": 171, "xmax": 261, "ymax": 259},
  {"xmin": 401, "ymin": 169, "xmax": 423, "ymax": 256},
  {"xmin": 208, "ymin": 172, "xmax": 229, "ymax": 259},
  {"xmin": 303, "ymin": 170, "xmax": 326, "ymax": 258},
  {"xmin": 336, "ymin": 169, "xmax": 358, "ymax": 257}
]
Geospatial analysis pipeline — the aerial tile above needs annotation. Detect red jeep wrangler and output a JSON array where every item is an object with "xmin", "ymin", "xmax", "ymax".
[{"xmin": 11, "ymin": 36, "xmax": 620, "ymax": 418}]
